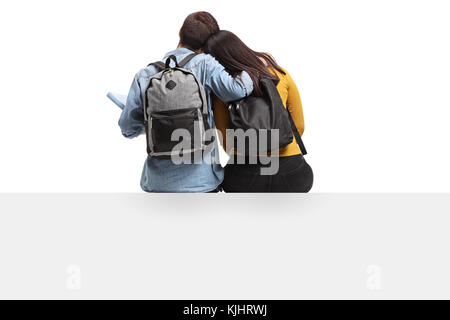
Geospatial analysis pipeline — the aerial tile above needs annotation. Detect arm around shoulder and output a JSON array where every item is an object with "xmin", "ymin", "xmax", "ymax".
[{"xmin": 204, "ymin": 56, "xmax": 254, "ymax": 102}]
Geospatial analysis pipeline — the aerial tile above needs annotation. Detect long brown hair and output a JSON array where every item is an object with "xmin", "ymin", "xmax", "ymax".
[{"xmin": 204, "ymin": 30, "xmax": 286, "ymax": 96}]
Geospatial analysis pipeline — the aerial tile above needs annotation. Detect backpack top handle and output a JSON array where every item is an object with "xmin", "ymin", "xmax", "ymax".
[{"xmin": 165, "ymin": 55, "xmax": 179, "ymax": 69}]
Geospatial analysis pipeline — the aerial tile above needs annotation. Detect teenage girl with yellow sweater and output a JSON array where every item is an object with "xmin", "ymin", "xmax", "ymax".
[{"xmin": 205, "ymin": 31, "xmax": 313, "ymax": 192}]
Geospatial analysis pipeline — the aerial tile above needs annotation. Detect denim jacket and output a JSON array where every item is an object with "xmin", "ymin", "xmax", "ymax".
[{"xmin": 119, "ymin": 48, "xmax": 253, "ymax": 192}]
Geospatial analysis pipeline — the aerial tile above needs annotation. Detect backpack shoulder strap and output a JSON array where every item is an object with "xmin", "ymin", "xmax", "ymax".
[
  {"xmin": 178, "ymin": 53, "xmax": 199, "ymax": 68},
  {"xmin": 147, "ymin": 61, "xmax": 165, "ymax": 71},
  {"xmin": 260, "ymin": 78, "xmax": 308, "ymax": 155},
  {"xmin": 286, "ymin": 108, "xmax": 308, "ymax": 155}
]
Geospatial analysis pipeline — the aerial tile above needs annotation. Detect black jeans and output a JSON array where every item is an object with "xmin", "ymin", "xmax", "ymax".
[{"xmin": 222, "ymin": 154, "xmax": 313, "ymax": 193}]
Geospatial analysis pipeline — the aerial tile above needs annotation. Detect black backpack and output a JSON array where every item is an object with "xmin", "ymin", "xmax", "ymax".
[{"xmin": 227, "ymin": 78, "xmax": 307, "ymax": 155}]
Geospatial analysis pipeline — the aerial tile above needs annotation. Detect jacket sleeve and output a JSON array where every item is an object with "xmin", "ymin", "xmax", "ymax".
[
  {"xmin": 205, "ymin": 58, "xmax": 254, "ymax": 102},
  {"xmin": 118, "ymin": 74, "xmax": 146, "ymax": 138}
]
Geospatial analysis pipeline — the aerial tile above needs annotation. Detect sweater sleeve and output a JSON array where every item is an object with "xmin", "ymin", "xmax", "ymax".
[
  {"xmin": 212, "ymin": 94, "xmax": 231, "ymax": 152},
  {"xmin": 285, "ymin": 70, "xmax": 305, "ymax": 136}
]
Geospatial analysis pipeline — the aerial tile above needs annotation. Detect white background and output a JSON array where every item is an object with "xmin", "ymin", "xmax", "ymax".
[{"xmin": 1, "ymin": 0, "xmax": 450, "ymax": 192}]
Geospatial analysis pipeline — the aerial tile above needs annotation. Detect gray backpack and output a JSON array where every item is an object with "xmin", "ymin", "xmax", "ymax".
[{"xmin": 144, "ymin": 53, "xmax": 212, "ymax": 159}]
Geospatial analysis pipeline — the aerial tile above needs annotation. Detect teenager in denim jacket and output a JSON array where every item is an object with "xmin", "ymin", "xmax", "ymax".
[{"xmin": 119, "ymin": 12, "xmax": 253, "ymax": 192}]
